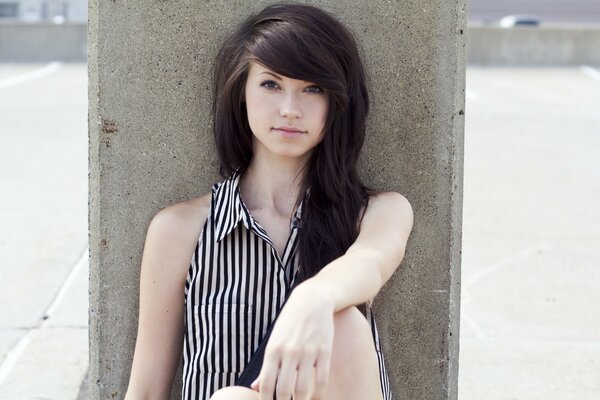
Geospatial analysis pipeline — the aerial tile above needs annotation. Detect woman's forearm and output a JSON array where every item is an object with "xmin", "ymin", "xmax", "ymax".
[
  {"xmin": 297, "ymin": 192, "xmax": 413, "ymax": 313},
  {"xmin": 299, "ymin": 248, "xmax": 386, "ymax": 313}
]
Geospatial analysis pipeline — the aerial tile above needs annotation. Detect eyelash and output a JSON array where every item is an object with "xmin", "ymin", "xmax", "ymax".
[{"xmin": 259, "ymin": 80, "xmax": 323, "ymax": 94}]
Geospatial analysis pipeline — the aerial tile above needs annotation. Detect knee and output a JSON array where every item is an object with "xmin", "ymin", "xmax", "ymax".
[
  {"xmin": 209, "ymin": 386, "xmax": 258, "ymax": 400},
  {"xmin": 327, "ymin": 306, "xmax": 382, "ymax": 399},
  {"xmin": 331, "ymin": 306, "xmax": 375, "ymax": 363}
]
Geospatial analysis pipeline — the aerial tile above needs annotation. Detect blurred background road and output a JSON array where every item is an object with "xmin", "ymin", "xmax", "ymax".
[
  {"xmin": 0, "ymin": 62, "xmax": 599, "ymax": 399},
  {"xmin": 469, "ymin": 0, "xmax": 600, "ymax": 25}
]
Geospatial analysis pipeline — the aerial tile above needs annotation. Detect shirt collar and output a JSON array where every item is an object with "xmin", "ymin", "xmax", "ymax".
[{"xmin": 213, "ymin": 169, "xmax": 307, "ymax": 242}]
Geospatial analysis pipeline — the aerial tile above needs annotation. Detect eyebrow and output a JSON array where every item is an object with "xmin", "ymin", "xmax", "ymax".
[
  {"xmin": 258, "ymin": 71, "xmax": 283, "ymax": 79},
  {"xmin": 258, "ymin": 71, "xmax": 312, "ymax": 84}
]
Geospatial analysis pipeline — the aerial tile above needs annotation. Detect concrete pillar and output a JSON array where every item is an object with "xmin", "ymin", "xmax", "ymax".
[{"xmin": 88, "ymin": 1, "xmax": 465, "ymax": 399}]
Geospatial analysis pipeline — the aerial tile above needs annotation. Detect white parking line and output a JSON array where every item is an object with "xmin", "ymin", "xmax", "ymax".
[
  {"xmin": 0, "ymin": 246, "xmax": 88, "ymax": 385},
  {"xmin": 44, "ymin": 247, "xmax": 88, "ymax": 320},
  {"xmin": 0, "ymin": 62, "xmax": 62, "ymax": 90},
  {"xmin": 580, "ymin": 65, "xmax": 600, "ymax": 81},
  {"xmin": 465, "ymin": 243, "xmax": 548, "ymax": 288},
  {"xmin": 0, "ymin": 330, "xmax": 35, "ymax": 385}
]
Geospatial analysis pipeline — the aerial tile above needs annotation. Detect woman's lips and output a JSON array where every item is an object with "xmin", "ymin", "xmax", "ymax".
[{"xmin": 272, "ymin": 127, "xmax": 306, "ymax": 137}]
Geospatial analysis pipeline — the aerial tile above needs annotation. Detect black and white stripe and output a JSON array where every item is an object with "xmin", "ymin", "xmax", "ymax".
[{"xmin": 182, "ymin": 170, "xmax": 392, "ymax": 399}]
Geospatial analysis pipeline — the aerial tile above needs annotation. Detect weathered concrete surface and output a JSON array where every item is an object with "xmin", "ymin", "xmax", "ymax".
[
  {"xmin": 88, "ymin": 1, "xmax": 465, "ymax": 399},
  {"xmin": 468, "ymin": 26, "xmax": 600, "ymax": 66},
  {"xmin": 0, "ymin": 22, "xmax": 87, "ymax": 62}
]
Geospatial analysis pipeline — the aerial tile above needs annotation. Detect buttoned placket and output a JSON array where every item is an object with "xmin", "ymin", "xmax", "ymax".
[
  {"xmin": 224, "ymin": 169, "xmax": 306, "ymax": 292},
  {"xmin": 244, "ymin": 206, "xmax": 302, "ymax": 292}
]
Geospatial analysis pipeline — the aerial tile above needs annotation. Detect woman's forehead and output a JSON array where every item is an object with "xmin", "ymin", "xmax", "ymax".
[{"xmin": 248, "ymin": 62, "xmax": 311, "ymax": 83}]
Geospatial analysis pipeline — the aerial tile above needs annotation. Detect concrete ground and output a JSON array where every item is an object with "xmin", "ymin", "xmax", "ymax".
[
  {"xmin": 0, "ymin": 63, "xmax": 88, "ymax": 399},
  {"xmin": 459, "ymin": 66, "xmax": 600, "ymax": 399},
  {"xmin": 0, "ymin": 63, "xmax": 598, "ymax": 399}
]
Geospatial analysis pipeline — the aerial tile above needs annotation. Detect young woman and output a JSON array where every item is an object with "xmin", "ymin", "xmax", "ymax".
[{"xmin": 125, "ymin": 3, "xmax": 413, "ymax": 400}]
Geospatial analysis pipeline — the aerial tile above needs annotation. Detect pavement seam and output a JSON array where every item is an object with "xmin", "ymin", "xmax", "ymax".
[
  {"xmin": 0, "ymin": 246, "xmax": 88, "ymax": 385},
  {"xmin": 464, "ymin": 242, "xmax": 549, "ymax": 289},
  {"xmin": 461, "ymin": 243, "xmax": 549, "ymax": 342}
]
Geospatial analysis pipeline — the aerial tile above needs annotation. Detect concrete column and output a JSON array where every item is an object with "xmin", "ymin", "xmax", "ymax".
[{"xmin": 88, "ymin": 1, "xmax": 466, "ymax": 399}]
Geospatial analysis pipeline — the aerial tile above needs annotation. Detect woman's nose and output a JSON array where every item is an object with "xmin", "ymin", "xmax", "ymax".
[{"xmin": 279, "ymin": 93, "xmax": 302, "ymax": 119}]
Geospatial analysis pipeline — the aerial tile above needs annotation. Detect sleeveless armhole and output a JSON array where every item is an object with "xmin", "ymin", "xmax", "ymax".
[{"xmin": 184, "ymin": 193, "xmax": 215, "ymax": 298}]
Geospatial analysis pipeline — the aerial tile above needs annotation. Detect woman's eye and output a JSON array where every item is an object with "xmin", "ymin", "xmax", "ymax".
[
  {"xmin": 260, "ymin": 80, "xmax": 279, "ymax": 90},
  {"xmin": 305, "ymin": 85, "xmax": 323, "ymax": 94}
]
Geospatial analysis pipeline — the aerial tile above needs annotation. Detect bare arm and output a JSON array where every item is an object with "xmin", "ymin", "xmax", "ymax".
[
  {"xmin": 253, "ymin": 191, "xmax": 413, "ymax": 399},
  {"xmin": 302, "ymin": 191, "xmax": 414, "ymax": 311},
  {"xmin": 125, "ymin": 195, "xmax": 210, "ymax": 400}
]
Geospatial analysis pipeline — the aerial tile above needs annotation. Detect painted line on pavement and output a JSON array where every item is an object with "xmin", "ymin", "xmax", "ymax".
[
  {"xmin": 0, "ymin": 246, "xmax": 88, "ymax": 385},
  {"xmin": 43, "ymin": 246, "xmax": 88, "ymax": 321},
  {"xmin": 580, "ymin": 65, "xmax": 600, "ymax": 81},
  {"xmin": 0, "ymin": 62, "xmax": 62, "ymax": 90},
  {"xmin": 465, "ymin": 243, "xmax": 548, "ymax": 288},
  {"xmin": 0, "ymin": 330, "xmax": 35, "ymax": 385}
]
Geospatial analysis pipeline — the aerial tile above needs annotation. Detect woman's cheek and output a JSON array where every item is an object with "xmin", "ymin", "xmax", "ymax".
[{"xmin": 246, "ymin": 96, "xmax": 270, "ymax": 126}]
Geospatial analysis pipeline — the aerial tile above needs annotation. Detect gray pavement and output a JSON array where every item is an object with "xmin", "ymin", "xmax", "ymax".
[
  {"xmin": 459, "ymin": 66, "xmax": 600, "ymax": 399},
  {"xmin": 0, "ymin": 63, "xmax": 88, "ymax": 399},
  {"xmin": 0, "ymin": 64, "xmax": 599, "ymax": 399}
]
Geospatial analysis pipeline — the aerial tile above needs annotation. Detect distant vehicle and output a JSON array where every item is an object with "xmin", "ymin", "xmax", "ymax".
[{"xmin": 499, "ymin": 15, "xmax": 541, "ymax": 28}]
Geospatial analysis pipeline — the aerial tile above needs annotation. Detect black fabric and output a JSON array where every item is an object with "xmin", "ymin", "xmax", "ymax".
[
  {"xmin": 235, "ymin": 292, "xmax": 292, "ymax": 387},
  {"xmin": 234, "ymin": 322, "xmax": 272, "ymax": 387},
  {"xmin": 235, "ymin": 294, "xmax": 369, "ymax": 387}
]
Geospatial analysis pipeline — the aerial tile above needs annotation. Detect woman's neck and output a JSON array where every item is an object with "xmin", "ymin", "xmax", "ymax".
[{"xmin": 239, "ymin": 152, "xmax": 309, "ymax": 219}]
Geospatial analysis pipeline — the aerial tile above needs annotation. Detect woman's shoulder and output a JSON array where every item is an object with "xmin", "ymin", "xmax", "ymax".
[
  {"xmin": 145, "ymin": 193, "xmax": 212, "ymax": 260},
  {"xmin": 367, "ymin": 190, "xmax": 411, "ymax": 207},
  {"xmin": 140, "ymin": 192, "xmax": 213, "ymax": 284},
  {"xmin": 150, "ymin": 192, "xmax": 212, "ymax": 239},
  {"xmin": 364, "ymin": 190, "xmax": 413, "ymax": 224}
]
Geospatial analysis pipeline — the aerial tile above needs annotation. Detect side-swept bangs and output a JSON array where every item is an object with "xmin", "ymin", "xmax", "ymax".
[
  {"xmin": 246, "ymin": 18, "xmax": 349, "ymax": 109},
  {"xmin": 212, "ymin": 4, "xmax": 372, "ymax": 284},
  {"xmin": 213, "ymin": 3, "xmax": 369, "ymax": 177}
]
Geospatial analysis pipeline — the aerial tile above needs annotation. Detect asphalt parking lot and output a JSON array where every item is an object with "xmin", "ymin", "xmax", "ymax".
[{"xmin": 0, "ymin": 63, "xmax": 598, "ymax": 399}]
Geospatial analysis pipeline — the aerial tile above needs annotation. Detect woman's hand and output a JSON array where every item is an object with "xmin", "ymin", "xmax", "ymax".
[{"xmin": 251, "ymin": 281, "xmax": 336, "ymax": 400}]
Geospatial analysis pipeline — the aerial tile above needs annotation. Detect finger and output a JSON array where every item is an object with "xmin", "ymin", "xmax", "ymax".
[
  {"xmin": 293, "ymin": 355, "xmax": 316, "ymax": 400},
  {"xmin": 276, "ymin": 355, "xmax": 299, "ymax": 400},
  {"xmin": 251, "ymin": 378, "xmax": 259, "ymax": 391},
  {"xmin": 257, "ymin": 350, "xmax": 280, "ymax": 400},
  {"xmin": 312, "ymin": 346, "xmax": 332, "ymax": 399}
]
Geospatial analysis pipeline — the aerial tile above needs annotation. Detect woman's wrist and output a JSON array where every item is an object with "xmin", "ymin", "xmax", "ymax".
[{"xmin": 294, "ymin": 278, "xmax": 338, "ymax": 312}]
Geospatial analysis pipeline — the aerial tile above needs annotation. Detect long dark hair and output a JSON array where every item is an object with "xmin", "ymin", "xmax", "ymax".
[{"xmin": 212, "ymin": 3, "xmax": 371, "ymax": 283}]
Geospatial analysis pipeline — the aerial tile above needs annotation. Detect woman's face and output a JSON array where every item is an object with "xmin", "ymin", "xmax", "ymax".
[{"xmin": 244, "ymin": 61, "xmax": 329, "ymax": 162}]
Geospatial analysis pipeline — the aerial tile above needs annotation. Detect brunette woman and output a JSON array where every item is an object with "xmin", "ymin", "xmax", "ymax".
[{"xmin": 125, "ymin": 3, "xmax": 413, "ymax": 400}]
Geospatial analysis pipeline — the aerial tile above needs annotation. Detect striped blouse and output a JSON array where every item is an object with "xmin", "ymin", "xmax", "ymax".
[{"xmin": 182, "ymin": 170, "xmax": 392, "ymax": 399}]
